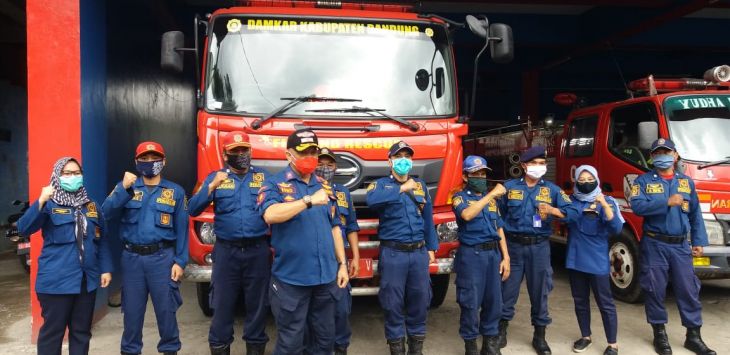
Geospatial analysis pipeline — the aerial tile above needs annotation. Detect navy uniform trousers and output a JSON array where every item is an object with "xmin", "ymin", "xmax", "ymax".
[{"xmin": 37, "ymin": 276, "xmax": 96, "ymax": 355}]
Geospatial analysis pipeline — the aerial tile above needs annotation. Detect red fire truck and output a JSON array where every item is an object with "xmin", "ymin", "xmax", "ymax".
[
  {"xmin": 161, "ymin": 1, "xmax": 513, "ymax": 315},
  {"xmin": 466, "ymin": 66, "xmax": 730, "ymax": 303}
]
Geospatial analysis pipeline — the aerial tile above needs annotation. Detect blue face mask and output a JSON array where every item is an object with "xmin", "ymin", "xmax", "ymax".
[
  {"xmin": 392, "ymin": 157, "xmax": 413, "ymax": 176},
  {"xmin": 59, "ymin": 175, "xmax": 84, "ymax": 192},
  {"xmin": 653, "ymin": 154, "xmax": 675, "ymax": 169},
  {"xmin": 136, "ymin": 160, "xmax": 164, "ymax": 178}
]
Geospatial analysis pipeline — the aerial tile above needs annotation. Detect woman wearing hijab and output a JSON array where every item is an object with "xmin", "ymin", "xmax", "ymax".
[
  {"xmin": 566, "ymin": 165, "xmax": 623, "ymax": 355},
  {"xmin": 18, "ymin": 157, "xmax": 113, "ymax": 355}
]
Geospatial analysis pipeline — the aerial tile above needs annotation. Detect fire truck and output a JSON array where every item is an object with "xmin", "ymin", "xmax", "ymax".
[
  {"xmin": 160, "ymin": 0, "xmax": 513, "ymax": 315},
  {"xmin": 465, "ymin": 65, "xmax": 730, "ymax": 303}
]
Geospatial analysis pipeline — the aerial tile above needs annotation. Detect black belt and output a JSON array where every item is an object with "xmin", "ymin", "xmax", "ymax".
[
  {"xmin": 463, "ymin": 241, "xmax": 499, "ymax": 251},
  {"xmin": 217, "ymin": 236, "xmax": 267, "ymax": 248},
  {"xmin": 506, "ymin": 234, "xmax": 546, "ymax": 245},
  {"xmin": 124, "ymin": 240, "xmax": 175, "ymax": 255},
  {"xmin": 381, "ymin": 240, "xmax": 425, "ymax": 252},
  {"xmin": 646, "ymin": 232, "xmax": 686, "ymax": 244}
]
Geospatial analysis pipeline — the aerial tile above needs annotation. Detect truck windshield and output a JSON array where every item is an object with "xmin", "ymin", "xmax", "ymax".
[
  {"xmin": 205, "ymin": 16, "xmax": 455, "ymax": 118},
  {"xmin": 664, "ymin": 94, "xmax": 730, "ymax": 162}
]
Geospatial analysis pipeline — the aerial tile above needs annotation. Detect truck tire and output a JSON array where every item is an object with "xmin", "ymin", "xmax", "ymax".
[
  {"xmin": 609, "ymin": 229, "xmax": 643, "ymax": 303},
  {"xmin": 429, "ymin": 274, "xmax": 450, "ymax": 309},
  {"xmin": 196, "ymin": 282, "xmax": 214, "ymax": 317}
]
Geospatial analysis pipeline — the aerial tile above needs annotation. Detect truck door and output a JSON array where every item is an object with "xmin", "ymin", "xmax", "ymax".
[
  {"xmin": 602, "ymin": 101, "xmax": 660, "ymax": 205},
  {"xmin": 559, "ymin": 115, "xmax": 600, "ymax": 191}
]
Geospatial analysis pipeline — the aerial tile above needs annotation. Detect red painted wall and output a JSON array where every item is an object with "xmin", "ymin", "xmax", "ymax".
[{"xmin": 26, "ymin": 0, "xmax": 81, "ymax": 341}]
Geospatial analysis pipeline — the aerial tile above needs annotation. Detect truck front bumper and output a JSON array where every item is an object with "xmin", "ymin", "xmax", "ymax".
[{"xmin": 694, "ymin": 245, "xmax": 730, "ymax": 279}]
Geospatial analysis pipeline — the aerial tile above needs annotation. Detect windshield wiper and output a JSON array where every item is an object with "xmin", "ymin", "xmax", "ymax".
[
  {"xmin": 698, "ymin": 156, "xmax": 730, "ymax": 170},
  {"xmin": 305, "ymin": 106, "xmax": 419, "ymax": 132},
  {"xmin": 251, "ymin": 95, "xmax": 361, "ymax": 130}
]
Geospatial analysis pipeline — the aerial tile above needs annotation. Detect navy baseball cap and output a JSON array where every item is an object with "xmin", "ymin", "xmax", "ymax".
[
  {"xmin": 287, "ymin": 129, "xmax": 319, "ymax": 152},
  {"xmin": 463, "ymin": 155, "xmax": 491, "ymax": 173},
  {"xmin": 650, "ymin": 138, "xmax": 676, "ymax": 152},
  {"xmin": 318, "ymin": 147, "xmax": 337, "ymax": 160},
  {"xmin": 388, "ymin": 141, "xmax": 414, "ymax": 157},
  {"xmin": 520, "ymin": 146, "xmax": 547, "ymax": 163}
]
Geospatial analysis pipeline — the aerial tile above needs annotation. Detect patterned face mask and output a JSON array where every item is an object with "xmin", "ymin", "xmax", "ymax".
[{"xmin": 136, "ymin": 160, "xmax": 164, "ymax": 177}]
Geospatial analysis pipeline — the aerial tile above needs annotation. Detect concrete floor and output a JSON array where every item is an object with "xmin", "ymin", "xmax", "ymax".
[{"xmin": 1, "ymin": 250, "xmax": 729, "ymax": 355}]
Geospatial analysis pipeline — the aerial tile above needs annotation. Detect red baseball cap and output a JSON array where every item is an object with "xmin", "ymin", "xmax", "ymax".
[
  {"xmin": 221, "ymin": 131, "xmax": 252, "ymax": 151},
  {"xmin": 135, "ymin": 141, "xmax": 166, "ymax": 158}
]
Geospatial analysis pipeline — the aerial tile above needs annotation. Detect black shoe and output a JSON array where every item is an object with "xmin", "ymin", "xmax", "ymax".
[
  {"xmin": 334, "ymin": 346, "xmax": 348, "ymax": 355},
  {"xmin": 246, "ymin": 342, "xmax": 266, "ymax": 355},
  {"xmin": 481, "ymin": 336, "xmax": 502, "ymax": 355},
  {"xmin": 531, "ymin": 326, "xmax": 552, "ymax": 355},
  {"xmin": 572, "ymin": 338, "xmax": 592, "ymax": 353},
  {"xmin": 161, "ymin": 352, "xmax": 177, "ymax": 355},
  {"xmin": 684, "ymin": 327, "xmax": 716, "ymax": 355},
  {"xmin": 652, "ymin": 324, "xmax": 672, "ymax": 355},
  {"xmin": 497, "ymin": 320, "xmax": 509, "ymax": 349},
  {"xmin": 603, "ymin": 346, "xmax": 618, "ymax": 355},
  {"xmin": 388, "ymin": 338, "xmax": 406, "ymax": 355},
  {"xmin": 464, "ymin": 339, "xmax": 479, "ymax": 355},
  {"xmin": 121, "ymin": 353, "xmax": 139, "ymax": 355},
  {"xmin": 407, "ymin": 335, "xmax": 426, "ymax": 355},
  {"xmin": 210, "ymin": 344, "xmax": 230, "ymax": 355}
]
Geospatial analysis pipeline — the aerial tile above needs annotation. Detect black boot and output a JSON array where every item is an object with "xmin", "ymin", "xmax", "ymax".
[
  {"xmin": 652, "ymin": 324, "xmax": 672, "ymax": 355},
  {"xmin": 210, "ymin": 344, "xmax": 230, "ymax": 355},
  {"xmin": 684, "ymin": 327, "xmax": 716, "ymax": 355},
  {"xmin": 497, "ymin": 320, "xmax": 509, "ymax": 349},
  {"xmin": 464, "ymin": 338, "xmax": 479, "ymax": 355},
  {"xmin": 334, "ymin": 345, "xmax": 348, "ymax": 355},
  {"xmin": 388, "ymin": 338, "xmax": 406, "ymax": 355},
  {"xmin": 121, "ymin": 352, "xmax": 138, "ymax": 355},
  {"xmin": 481, "ymin": 336, "xmax": 501, "ymax": 355},
  {"xmin": 407, "ymin": 335, "xmax": 425, "ymax": 355},
  {"xmin": 531, "ymin": 326, "xmax": 551, "ymax": 355},
  {"xmin": 161, "ymin": 352, "xmax": 177, "ymax": 355}
]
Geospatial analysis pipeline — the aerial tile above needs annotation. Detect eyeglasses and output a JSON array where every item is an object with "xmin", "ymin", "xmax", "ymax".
[{"xmin": 61, "ymin": 170, "xmax": 83, "ymax": 177}]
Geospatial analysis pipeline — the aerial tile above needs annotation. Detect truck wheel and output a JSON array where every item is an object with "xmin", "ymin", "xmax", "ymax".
[
  {"xmin": 609, "ymin": 229, "xmax": 643, "ymax": 303},
  {"xmin": 196, "ymin": 282, "xmax": 214, "ymax": 317},
  {"xmin": 429, "ymin": 274, "xmax": 450, "ymax": 309}
]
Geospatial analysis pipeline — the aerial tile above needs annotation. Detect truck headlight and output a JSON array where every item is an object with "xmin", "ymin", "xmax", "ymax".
[
  {"xmin": 198, "ymin": 222, "xmax": 217, "ymax": 244},
  {"xmin": 437, "ymin": 221, "xmax": 458, "ymax": 242},
  {"xmin": 703, "ymin": 216, "xmax": 724, "ymax": 246}
]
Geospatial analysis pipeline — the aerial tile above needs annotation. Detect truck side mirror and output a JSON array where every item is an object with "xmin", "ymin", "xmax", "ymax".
[
  {"xmin": 638, "ymin": 121, "xmax": 658, "ymax": 150},
  {"xmin": 489, "ymin": 23, "xmax": 514, "ymax": 64},
  {"xmin": 161, "ymin": 31, "xmax": 185, "ymax": 73},
  {"xmin": 435, "ymin": 67, "xmax": 445, "ymax": 98},
  {"xmin": 465, "ymin": 15, "xmax": 488, "ymax": 38}
]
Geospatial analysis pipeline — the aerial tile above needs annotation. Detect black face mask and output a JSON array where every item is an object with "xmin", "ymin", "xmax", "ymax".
[
  {"xmin": 226, "ymin": 153, "xmax": 251, "ymax": 171},
  {"xmin": 576, "ymin": 181, "xmax": 598, "ymax": 194}
]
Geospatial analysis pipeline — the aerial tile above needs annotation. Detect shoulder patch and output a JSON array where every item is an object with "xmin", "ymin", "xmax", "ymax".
[
  {"xmin": 132, "ymin": 190, "xmax": 144, "ymax": 201},
  {"xmin": 452, "ymin": 195, "xmax": 464, "ymax": 207},
  {"xmin": 630, "ymin": 184, "xmax": 640, "ymax": 197},
  {"xmin": 488, "ymin": 199, "xmax": 498, "ymax": 212},
  {"xmin": 560, "ymin": 190, "xmax": 571, "ymax": 203},
  {"xmin": 413, "ymin": 182, "xmax": 425, "ymax": 196},
  {"xmin": 336, "ymin": 191, "xmax": 348, "ymax": 207}
]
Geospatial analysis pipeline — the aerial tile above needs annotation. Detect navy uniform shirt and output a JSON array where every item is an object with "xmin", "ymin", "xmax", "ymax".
[
  {"xmin": 499, "ymin": 177, "xmax": 577, "ymax": 237},
  {"xmin": 258, "ymin": 166, "xmax": 341, "ymax": 286},
  {"xmin": 629, "ymin": 170, "xmax": 708, "ymax": 246},
  {"xmin": 565, "ymin": 196, "xmax": 624, "ymax": 275},
  {"xmin": 333, "ymin": 183, "xmax": 360, "ymax": 242},
  {"xmin": 188, "ymin": 167, "xmax": 269, "ymax": 240},
  {"xmin": 365, "ymin": 176, "xmax": 438, "ymax": 251},
  {"xmin": 102, "ymin": 177, "xmax": 189, "ymax": 268},
  {"xmin": 18, "ymin": 199, "xmax": 113, "ymax": 294},
  {"xmin": 452, "ymin": 188, "xmax": 504, "ymax": 246}
]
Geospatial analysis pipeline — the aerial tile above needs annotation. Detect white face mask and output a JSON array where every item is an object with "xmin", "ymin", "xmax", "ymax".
[{"xmin": 525, "ymin": 165, "xmax": 547, "ymax": 179}]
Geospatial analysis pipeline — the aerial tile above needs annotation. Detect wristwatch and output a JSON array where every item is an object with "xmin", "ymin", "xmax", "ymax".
[
  {"xmin": 302, "ymin": 195, "xmax": 313, "ymax": 209},
  {"xmin": 339, "ymin": 261, "xmax": 347, "ymax": 268}
]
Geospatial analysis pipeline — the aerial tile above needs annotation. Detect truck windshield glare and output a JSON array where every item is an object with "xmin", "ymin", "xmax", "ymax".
[
  {"xmin": 205, "ymin": 16, "xmax": 455, "ymax": 117},
  {"xmin": 664, "ymin": 94, "xmax": 730, "ymax": 163}
]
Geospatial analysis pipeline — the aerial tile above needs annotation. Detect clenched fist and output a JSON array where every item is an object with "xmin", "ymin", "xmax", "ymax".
[
  {"xmin": 311, "ymin": 188, "xmax": 329, "ymax": 206},
  {"xmin": 209, "ymin": 171, "xmax": 230, "ymax": 190},
  {"xmin": 668, "ymin": 194, "xmax": 684, "ymax": 207},
  {"xmin": 400, "ymin": 178, "xmax": 418, "ymax": 193},
  {"xmin": 489, "ymin": 183, "xmax": 506, "ymax": 198},
  {"xmin": 39, "ymin": 185, "xmax": 54, "ymax": 204},
  {"xmin": 122, "ymin": 172, "xmax": 138, "ymax": 189}
]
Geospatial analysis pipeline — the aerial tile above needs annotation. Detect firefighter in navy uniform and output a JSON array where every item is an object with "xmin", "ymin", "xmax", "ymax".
[
  {"xmin": 451, "ymin": 156, "xmax": 510, "ymax": 355},
  {"xmin": 188, "ymin": 131, "xmax": 270, "ymax": 355},
  {"xmin": 629, "ymin": 138, "xmax": 715, "ymax": 355},
  {"xmin": 366, "ymin": 141, "xmax": 438, "ymax": 355},
  {"xmin": 497, "ymin": 146, "xmax": 578, "ymax": 355},
  {"xmin": 313, "ymin": 147, "xmax": 361, "ymax": 355},
  {"xmin": 102, "ymin": 142, "xmax": 189, "ymax": 355},
  {"xmin": 258, "ymin": 129, "xmax": 349, "ymax": 355}
]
